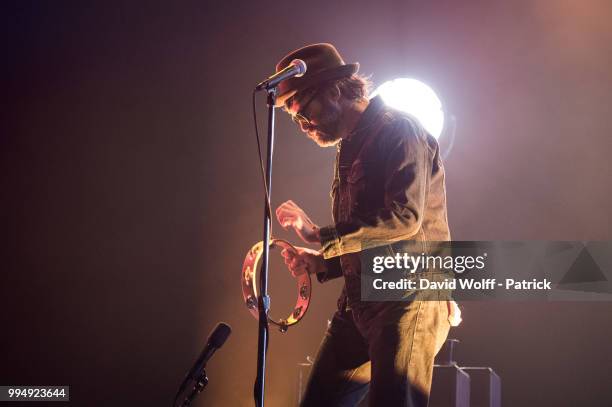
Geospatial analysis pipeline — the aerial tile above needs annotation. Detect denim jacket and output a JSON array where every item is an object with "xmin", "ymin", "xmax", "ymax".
[{"xmin": 316, "ymin": 96, "xmax": 451, "ymax": 309}]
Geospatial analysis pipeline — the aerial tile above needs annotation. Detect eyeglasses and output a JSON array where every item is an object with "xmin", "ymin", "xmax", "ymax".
[{"xmin": 290, "ymin": 88, "xmax": 321, "ymax": 128}]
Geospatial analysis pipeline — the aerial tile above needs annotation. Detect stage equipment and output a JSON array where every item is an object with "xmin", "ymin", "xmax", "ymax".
[
  {"xmin": 173, "ymin": 322, "xmax": 232, "ymax": 407},
  {"xmin": 372, "ymin": 78, "xmax": 445, "ymax": 139},
  {"xmin": 255, "ymin": 59, "xmax": 307, "ymax": 91},
  {"xmin": 430, "ymin": 364, "xmax": 471, "ymax": 407},
  {"xmin": 461, "ymin": 367, "xmax": 501, "ymax": 407},
  {"xmin": 251, "ymin": 61, "xmax": 307, "ymax": 405},
  {"xmin": 430, "ymin": 339, "xmax": 501, "ymax": 407},
  {"xmin": 431, "ymin": 338, "xmax": 469, "ymax": 407},
  {"xmin": 241, "ymin": 239, "xmax": 312, "ymax": 333}
]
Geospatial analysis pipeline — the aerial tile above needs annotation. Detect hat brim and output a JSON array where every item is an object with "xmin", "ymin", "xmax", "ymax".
[{"xmin": 274, "ymin": 63, "xmax": 359, "ymax": 107}]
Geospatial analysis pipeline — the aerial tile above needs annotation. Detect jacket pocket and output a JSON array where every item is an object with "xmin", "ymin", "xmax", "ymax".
[{"xmin": 347, "ymin": 161, "xmax": 369, "ymax": 212}]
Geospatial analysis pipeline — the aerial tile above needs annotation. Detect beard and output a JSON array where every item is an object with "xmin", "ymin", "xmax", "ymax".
[
  {"xmin": 309, "ymin": 129, "xmax": 340, "ymax": 147},
  {"xmin": 308, "ymin": 99, "xmax": 342, "ymax": 147}
]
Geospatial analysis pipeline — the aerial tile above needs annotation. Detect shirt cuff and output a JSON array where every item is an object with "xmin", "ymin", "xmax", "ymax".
[
  {"xmin": 316, "ymin": 257, "xmax": 343, "ymax": 283},
  {"xmin": 319, "ymin": 225, "xmax": 342, "ymax": 259}
]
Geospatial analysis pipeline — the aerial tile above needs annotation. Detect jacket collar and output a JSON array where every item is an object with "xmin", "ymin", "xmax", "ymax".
[{"xmin": 345, "ymin": 95, "xmax": 385, "ymax": 143}]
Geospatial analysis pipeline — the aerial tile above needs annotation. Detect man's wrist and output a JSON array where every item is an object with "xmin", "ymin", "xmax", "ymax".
[
  {"xmin": 318, "ymin": 225, "xmax": 341, "ymax": 258},
  {"xmin": 313, "ymin": 225, "xmax": 321, "ymax": 244}
]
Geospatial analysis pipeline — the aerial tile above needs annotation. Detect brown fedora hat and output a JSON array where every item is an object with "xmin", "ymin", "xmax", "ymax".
[{"xmin": 273, "ymin": 43, "xmax": 359, "ymax": 107}]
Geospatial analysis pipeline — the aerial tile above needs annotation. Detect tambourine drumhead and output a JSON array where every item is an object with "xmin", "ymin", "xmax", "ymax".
[{"xmin": 241, "ymin": 239, "xmax": 312, "ymax": 332}]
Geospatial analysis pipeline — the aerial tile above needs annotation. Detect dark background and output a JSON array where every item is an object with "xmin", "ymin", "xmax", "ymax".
[{"xmin": 2, "ymin": 1, "xmax": 612, "ymax": 406}]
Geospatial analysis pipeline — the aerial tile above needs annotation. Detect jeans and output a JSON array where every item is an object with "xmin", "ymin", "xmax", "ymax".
[{"xmin": 300, "ymin": 300, "xmax": 450, "ymax": 407}]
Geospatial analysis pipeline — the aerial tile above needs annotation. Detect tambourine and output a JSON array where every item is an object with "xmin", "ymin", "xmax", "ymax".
[{"xmin": 241, "ymin": 239, "xmax": 312, "ymax": 332}]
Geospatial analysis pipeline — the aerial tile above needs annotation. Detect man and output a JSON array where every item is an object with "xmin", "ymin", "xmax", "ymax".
[{"xmin": 273, "ymin": 43, "xmax": 453, "ymax": 407}]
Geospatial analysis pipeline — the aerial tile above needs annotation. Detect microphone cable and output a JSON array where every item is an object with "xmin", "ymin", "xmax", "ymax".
[{"xmin": 252, "ymin": 89, "xmax": 273, "ymax": 230}]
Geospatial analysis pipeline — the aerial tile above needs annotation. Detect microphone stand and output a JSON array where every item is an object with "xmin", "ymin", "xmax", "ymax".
[
  {"xmin": 175, "ymin": 369, "xmax": 209, "ymax": 407},
  {"xmin": 254, "ymin": 88, "xmax": 276, "ymax": 407}
]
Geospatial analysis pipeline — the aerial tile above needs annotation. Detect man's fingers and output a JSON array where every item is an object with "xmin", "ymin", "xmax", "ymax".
[
  {"xmin": 276, "ymin": 200, "xmax": 295, "ymax": 212},
  {"xmin": 282, "ymin": 248, "xmax": 298, "ymax": 258},
  {"xmin": 276, "ymin": 200, "xmax": 302, "ymax": 217},
  {"xmin": 291, "ymin": 263, "xmax": 307, "ymax": 277},
  {"xmin": 277, "ymin": 212, "xmax": 299, "ymax": 229},
  {"xmin": 284, "ymin": 255, "xmax": 306, "ymax": 276},
  {"xmin": 281, "ymin": 248, "xmax": 301, "ymax": 273},
  {"xmin": 290, "ymin": 257, "xmax": 303, "ymax": 269},
  {"xmin": 276, "ymin": 206, "xmax": 296, "ymax": 217}
]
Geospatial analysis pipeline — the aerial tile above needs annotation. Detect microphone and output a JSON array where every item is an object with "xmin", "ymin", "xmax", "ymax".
[
  {"xmin": 174, "ymin": 323, "xmax": 232, "ymax": 407},
  {"xmin": 255, "ymin": 59, "xmax": 307, "ymax": 91},
  {"xmin": 186, "ymin": 322, "xmax": 232, "ymax": 380},
  {"xmin": 173, "ymin": 322, "xmax": 232, "ymax": 406}
]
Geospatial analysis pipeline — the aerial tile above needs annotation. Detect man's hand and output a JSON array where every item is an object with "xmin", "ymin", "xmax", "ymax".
[
  {"xmin": 275, "ymin": 200, "xmax": 321, "ymax": 244},
  {"xmin": 280, "ymin": 246, "xmax": 327, "ymax": 277}
]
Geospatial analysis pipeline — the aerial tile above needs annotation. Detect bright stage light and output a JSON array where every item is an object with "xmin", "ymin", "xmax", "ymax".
[{"xmin": 372, "ymin": 78, "xmax": 445, "ymax": 139}]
